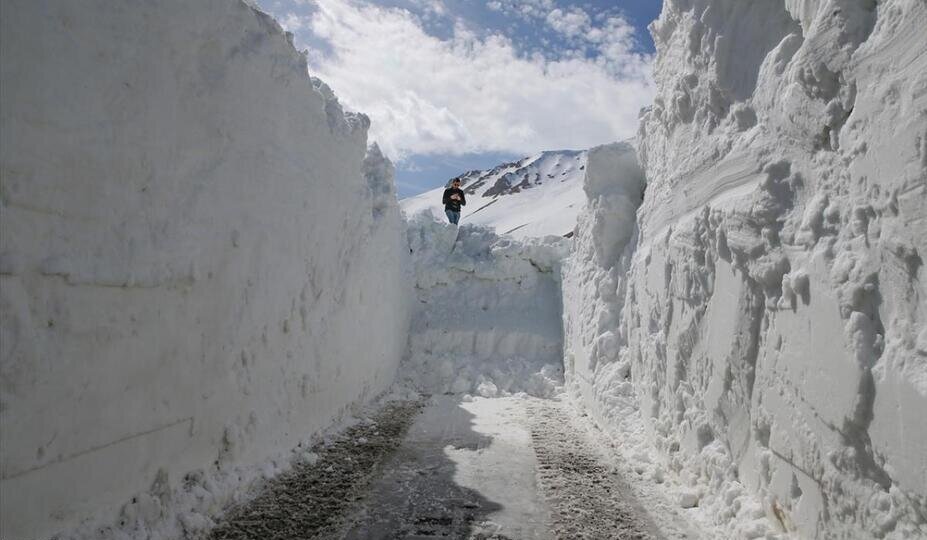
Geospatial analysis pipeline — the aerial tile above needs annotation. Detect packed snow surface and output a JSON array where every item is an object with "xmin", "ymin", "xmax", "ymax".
[
  {"xmin": 401, "ymin": 150, "xmax": 588, "ymax": 239},
  {"xmin": 400, "ymin": 216, "xmax": 569, "ymax": 398},
  {"xmin": 206, "ymin": 394, "xmax": 677, "ymax": 540},
  {"xmin": 0, "ymin": 1, "xmax": 410, "ymax": 538},
  {"xmin": 564, "ymin": 0, "xmax": 927, "ymax": 538}
]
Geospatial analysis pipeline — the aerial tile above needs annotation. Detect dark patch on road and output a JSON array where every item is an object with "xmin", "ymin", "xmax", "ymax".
[
  {"xmin": 210, "ymin": 400, "xmax": 424, "ymax": 540},
  {"xmin": 337, "ymin": 397, "xmax": 529, "ymax": 539},
  {"xmin": 210, "ymin": 397, "xmax": 666, "ymax": 540},
  {"xmin": 528, "ymin": 402, "xmax": 663, "ymax": 540}
]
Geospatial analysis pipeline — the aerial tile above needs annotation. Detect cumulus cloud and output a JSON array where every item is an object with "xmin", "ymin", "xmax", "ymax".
[
  {"xmin": 486, "ymin": 0, "xmax": 555, "ymax": 20},
  {"xmin": 407, "ymin": 0, "xmax": 447, "ymax": 16},
  {"xmin": 278, "ymin": 12, "xmax": 307, "ymax": 32},
  {"xmin": 546, "ymin": 7, "xmax": 590, "ymax": 38},
  {"xmin": 300, "ymin": 0, "xmax": 653, "ymax": 160}
]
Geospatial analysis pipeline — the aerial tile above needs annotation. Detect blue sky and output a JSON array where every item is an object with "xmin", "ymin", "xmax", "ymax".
[{"xmin": 256, "ymin": 0, "xmax": 661, "ymax": 197}]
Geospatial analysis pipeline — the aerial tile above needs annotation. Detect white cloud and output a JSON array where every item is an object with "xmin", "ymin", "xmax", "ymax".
[
  {"xmin": 278, "ymin": 12, "xmax": 308, "ymax": 32},
  {"xmin": 485, "ymin": 0, "xmax": 555, "ymax": 21},
  {"xmin": 304, "ymin": 0, "xmax": 653, "ymax": 160},
  {"xmin": 545, "ymin": 7, "xmax": 590, "ymax": 38},
  {"xmin": 407, "ymin": 0, "xmax": 446, "ymax": 16}
]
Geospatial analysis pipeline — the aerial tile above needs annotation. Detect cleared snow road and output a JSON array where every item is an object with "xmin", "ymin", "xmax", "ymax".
[{"xmin": 210, "ymin": 396, "xmax": 665, "ymax": 539}]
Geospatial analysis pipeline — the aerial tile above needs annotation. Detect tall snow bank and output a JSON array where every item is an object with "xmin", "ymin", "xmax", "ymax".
[
  {"xmin": 0, "ymin": 1, "xmax": 411, "ymax": 538},
  {"xmin": 566, "ymin": 0, "xmax": 927, "ymax": 538},
  {"xmin": 561, "ymin": 142, "xmax": 645, "ymax": 414},
  {"xmin": 401, "ymin": 216, "xmax": 568, "ymax": 398}
]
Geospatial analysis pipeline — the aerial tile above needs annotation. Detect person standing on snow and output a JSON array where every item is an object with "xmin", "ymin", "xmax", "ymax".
[{"xmin": 442, "ymin": 178, "xmax": 466, "ymax": 225}]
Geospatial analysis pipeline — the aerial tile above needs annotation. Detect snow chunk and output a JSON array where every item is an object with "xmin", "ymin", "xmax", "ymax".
[{"xmin": 400, "ymin": 215, "xmax": 569, "ymax": 398}]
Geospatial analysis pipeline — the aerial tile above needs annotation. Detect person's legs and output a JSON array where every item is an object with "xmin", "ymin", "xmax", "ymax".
[{"xmin": 445, "ymin": 210, "xmax": 460, "ymax": 225}]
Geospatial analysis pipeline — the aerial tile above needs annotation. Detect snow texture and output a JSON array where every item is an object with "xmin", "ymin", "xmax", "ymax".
[
  {"xmin": 209, "ymin": 399, "xmax": 426, "ymax": 539},
  {"xmin": 564, "ymin": 1, "xmax": 927, "ymax": 538},
  {"xmin": 3, "ymin": 0, "xmax": 926, "ymax": 538},
  {"xmin": 400, "ymin": 216, "xmax": 569, "ymax": 398},
  {"xmin": 401, "ymin": 150, "xmax": 588, "ymax": 239},
  {"xmin": 0, "ymin": 1, "xmax": 411, "ymax": 538}
]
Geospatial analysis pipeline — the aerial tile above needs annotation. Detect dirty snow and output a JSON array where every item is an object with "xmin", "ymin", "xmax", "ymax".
[{"xmin": 207, "ymin": 395, "xmax": 674, "ymax": 540}]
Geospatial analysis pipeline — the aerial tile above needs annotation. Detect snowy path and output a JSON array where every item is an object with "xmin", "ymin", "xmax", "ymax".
[
  {"xmin": 340, "ymin": 396, "xmax": 553, "ymax": 539},
  {"xmin": 210, "ymin": 396, "xmax": 671, "ymax": 539},
  {"xmin": 527, "ymin": 403, "xmax": 663, "ymax": 539},
  {"xmin": 209, "ymin": 401, "xmax": 426, "ymax": 540}
]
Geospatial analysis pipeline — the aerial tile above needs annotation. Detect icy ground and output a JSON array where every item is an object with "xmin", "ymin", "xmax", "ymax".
[{"xmin": 207, "ymin": 393, "xmax": 696, "ymax": 540}]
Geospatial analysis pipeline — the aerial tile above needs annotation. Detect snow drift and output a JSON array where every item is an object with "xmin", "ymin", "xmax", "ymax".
[
  {"xmin": 561, "ymin": 141, "xmax": 646, "ymax": 410},
  {"xmin": 402, "ymin": 216, "xmax": 568, "ymax": 398},
  {"xmin": 0, "ymin": 1, "xmax": 410, "ymax": 538},
  {"xmin": 564, "ymin": 0, "xmax": 927, "ymax": 538}
]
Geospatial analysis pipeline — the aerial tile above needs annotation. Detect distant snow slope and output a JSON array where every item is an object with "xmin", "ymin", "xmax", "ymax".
[{"xmin": 401, "ymin": 150, "xmax": 588, "ymax": 239}]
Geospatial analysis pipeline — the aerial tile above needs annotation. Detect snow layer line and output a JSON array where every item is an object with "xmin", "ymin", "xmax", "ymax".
[
  {"xmin": 400, "ymin": 216, "xmax": 568, "ymax": 398},
  {"xmin": 564, "ymin": 0, "xmax": 927, "ymax": 538},
  {"xmin": 0, "ymin": 1, "xmax": 411, "ymax": 538}
]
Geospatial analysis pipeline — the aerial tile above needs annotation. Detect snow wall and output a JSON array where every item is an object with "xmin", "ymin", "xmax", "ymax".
[
  {"xmin": 564, "ymin": 1, "xmax": 926, "ymax": 538},
  {"xmin": 0, "ymin": 1, "xmax": 411, "ymax": 538},
  {"xmin": 402, "ymin": 217, "xmax": 568, "ymax": 398}
]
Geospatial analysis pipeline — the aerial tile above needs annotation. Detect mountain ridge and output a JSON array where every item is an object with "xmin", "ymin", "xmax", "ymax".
[{"xmin": 401, "ymin": 149, "xmax": 588, "ymax": 238}]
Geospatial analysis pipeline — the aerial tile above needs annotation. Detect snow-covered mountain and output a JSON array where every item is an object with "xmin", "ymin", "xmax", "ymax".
[{"xmin": 401, "ymin": 150, "xmax": 588, "ymax": 239}]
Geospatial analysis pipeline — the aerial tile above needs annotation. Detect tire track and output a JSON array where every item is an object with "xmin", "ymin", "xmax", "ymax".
[
  {"xmin": 528, "ymin": 401, "xmax": 663, "ymax": 540},
  {"xmin": 209, "ymin": 400, "xmax": 424, "ymax": 540}
]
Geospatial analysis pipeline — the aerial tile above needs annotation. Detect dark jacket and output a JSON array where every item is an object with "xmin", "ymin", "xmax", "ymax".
[{"xmin": 442, "ymin": 187, "xmax": 466, "ymax": 212}]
